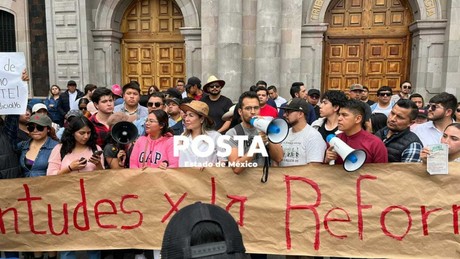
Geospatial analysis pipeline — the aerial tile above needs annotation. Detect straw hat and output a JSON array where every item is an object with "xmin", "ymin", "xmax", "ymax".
[
  {"xmin": 180, "ymin": 101, "xmax": 214, "ymax": 126},
  {"xmin": 203, "ymin": 75, "xmax": 225, "ymax": 93}
]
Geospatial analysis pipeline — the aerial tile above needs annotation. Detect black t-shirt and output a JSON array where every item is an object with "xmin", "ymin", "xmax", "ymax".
[
  {"xmin": 200, "ymin": 95, "xmax": 233, "ymax": 132},
  {"xmin": 318, "ymin": 119, "xmax": 338, "ymax": 141}
]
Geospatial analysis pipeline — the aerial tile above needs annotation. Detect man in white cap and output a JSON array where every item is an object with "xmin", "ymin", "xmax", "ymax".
[{"xmin": 200, "ymin": 75, "xmax": 233, "ymax": 134}]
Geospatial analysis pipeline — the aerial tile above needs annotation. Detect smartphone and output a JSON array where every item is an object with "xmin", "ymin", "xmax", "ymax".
[
  {"xmin": 93, "ymin": 150, "xmax": 103, "ymax": 156},
  {"xmin": 79, "ymin": 157, "xmax": 87, "ymax": 164}
]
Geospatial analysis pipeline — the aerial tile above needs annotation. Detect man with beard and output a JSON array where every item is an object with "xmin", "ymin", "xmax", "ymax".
[
  {"xmin": 225, "ymin": 91, "xmax": 283, "ymax": 175},
  {"xmin": 391, "ymin": 81, "xmax": 412, "ymax": 103},
  {"xmin": 414, "ymin": 92, "xmax": 458, "ymax": 146},
  {"xmin": 200, "ymin": 75, "xmax": 233, "ymax": 133},
  {"xmin": 278, "ymin": 98, "xmax": 326, "ymax": 166},
  {"xmin": 374, "ymin": 99, "xmax": 423, "ymax": 162}
]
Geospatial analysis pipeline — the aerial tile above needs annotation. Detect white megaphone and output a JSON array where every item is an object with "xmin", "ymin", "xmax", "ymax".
[
  {"xmin": 326, "ymin": 134, "xmax": 367, "ymax": 172},
  {"xmin": 249, "ymin": 117, "xmax": 289, "ymax": 144}
]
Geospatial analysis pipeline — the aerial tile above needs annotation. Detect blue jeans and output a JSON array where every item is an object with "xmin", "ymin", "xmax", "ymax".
[{"xmin": 59, "ymin": 250, "xmax": 101, "ymax": 259}]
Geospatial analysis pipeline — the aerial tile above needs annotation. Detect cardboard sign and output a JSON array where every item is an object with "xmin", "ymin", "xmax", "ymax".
[
  {"xmin": 1, "ymin": 163, "xmax": 460, "ymax": 258},
  {"xmin": 0, "ymin": 52, "xmax": 27, "ymax": 114}
]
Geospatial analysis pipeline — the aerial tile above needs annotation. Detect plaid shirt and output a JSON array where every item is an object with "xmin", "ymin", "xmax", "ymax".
[{"xmin": 89, "ymin": 114, "xmax": 110, "ymax": 148}]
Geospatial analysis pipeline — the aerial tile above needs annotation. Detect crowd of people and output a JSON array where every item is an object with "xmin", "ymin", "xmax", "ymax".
[{"xmin": 1, "ymin": 73, "xmax": 460, "ymax": 259}]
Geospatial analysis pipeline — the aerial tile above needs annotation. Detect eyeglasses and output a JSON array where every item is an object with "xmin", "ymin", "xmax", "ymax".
[
  {"xmin": 428, "ymin": 104, "xmax": 443, "ymax": 111},
  {"xmin": 147, "ymin": 102, "xmax": 163, "ymax": 108},
  {"xmin": 378, "ymin": 92, "xmax": 392, "ymax": 97},
  {"xmin": 402, "ymin": 85, "xmax": 412, "ymax": 89},
  {"xmin": 209, "ymin": 84, "xmax": 221, "ymax": 89},
  {"xmin": 27, "ymin": 124, "xmax": 46, "ymax": 132},
  {"xmin": 242, "ymin": 106, "xmax": 260, "ymax": 112}
]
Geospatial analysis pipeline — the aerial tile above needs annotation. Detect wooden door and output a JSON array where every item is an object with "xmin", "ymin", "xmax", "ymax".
[
  {"xmin": 323, "ymin": 0, "xmax": 413, "ymax": 97},
  {"xmin": 121, "ymin": 0, "xmax": 185, "ymax": 93}
]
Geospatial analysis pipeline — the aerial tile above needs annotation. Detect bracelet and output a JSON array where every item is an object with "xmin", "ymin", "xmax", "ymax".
[{"xmin": 68, "ymin": 165, "xmax": 73, "ymax": 171}]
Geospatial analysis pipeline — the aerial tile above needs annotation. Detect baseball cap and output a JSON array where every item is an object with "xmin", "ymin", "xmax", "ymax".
[
  {"xmin": 161, "ymin": 202, "xmax": 246, "ymax": 259},
  {"xmin": 279, "ymin": 98, "xmax": 310, "ymax": 114},
  {"xmin": 165, "ymin": 87, "xmax": 182, "ymax": 100},
  {"xmin": 165, "ymin": 97, "xmax": 181, "ymax": 106},
  {"xmin": 308, "ymin": 89, "xmax": 320, "ymax": 96},
  {"xmin": 65, "ymin": 110, "xmax": 84, "ymax": 120},
  {"xmin": 27, "ymin": 113, "xmax": 52, "ymax": 127},
  {"xmin": 67, "ymin": 80, "xmax": 77, "ymax": 86},
  {"xmin": 349, "ymin": 83, "xmax": 364, "ymax": 91},
  {"xmin": 417, "ymin": 108, "xmax": 428, "ymax": 118},
  {"xmin": 186, "ymin": 76, "xmax": 201, "ymax": 89},
  {"xmin": 111, "ymin": 84, "xmax": 122, "ymax": 97},
  {"xmin": 32, "ymin": 103, "xmax": 48, "ymax": 114}
]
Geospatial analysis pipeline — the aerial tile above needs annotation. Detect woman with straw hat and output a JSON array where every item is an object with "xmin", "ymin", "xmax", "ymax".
[{"xmin": 178, "ymin": 101, "xmax": 226, "ymax": 167}]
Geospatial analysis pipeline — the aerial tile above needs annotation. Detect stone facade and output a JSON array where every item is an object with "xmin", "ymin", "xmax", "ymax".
[{"xmin": 2, "ymin": 0, "xmax": 459, "ymax": 100}]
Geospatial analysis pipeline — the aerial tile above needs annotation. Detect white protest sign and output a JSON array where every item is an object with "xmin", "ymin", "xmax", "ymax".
[{"xmin": 0, "ymin": 52, "xmax": 28, "ymax": 114}]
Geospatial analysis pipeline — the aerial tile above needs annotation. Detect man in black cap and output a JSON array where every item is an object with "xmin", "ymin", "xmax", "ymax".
[
  {"xmin": 279, "ymin": 98, "xmax": 326, "ymax": 166},
  {"xmin": 185, "ymin": 76, "xmax": 206, "ymax": 101},
  {"xmin": 307, "ymin": 88, "xmax": 321, "ymax": 119},
  {"xmin": 57, "ymin": 80, "xmax": 84, "ymax": 118}
]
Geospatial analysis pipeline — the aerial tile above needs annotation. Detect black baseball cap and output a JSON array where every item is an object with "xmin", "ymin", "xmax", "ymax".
[
  {"xmin": 308, "ymin": 89, "xmax": 320, "ymax": 96},
  {"xmin": 186, "ymin": 76, "xmax": 201, "ymax": 90},
  {"xmin": 67, "ymin": 80, "xmax": 77, "ymax": 86},
  {"xmin": 280, "ymin": 98, "xmax": 310, "ymax": 114},
  {"xmin": 161, "ymin": 202, "xmax": 246, "ymax": 258}
]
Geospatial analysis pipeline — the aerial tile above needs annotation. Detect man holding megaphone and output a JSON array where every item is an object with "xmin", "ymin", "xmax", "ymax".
[{"xmin": 325, "ymin": 99, "xmax": 388, "ymax": 166}]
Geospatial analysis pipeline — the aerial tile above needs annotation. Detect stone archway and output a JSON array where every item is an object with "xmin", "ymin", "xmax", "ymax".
[
  {"xmin": 91, "ymin": 0, "xmax": 200, "ymax": 87},
  {"xmin": 300, "ymin": 0, "xmax": 446, "ymax": 98}
]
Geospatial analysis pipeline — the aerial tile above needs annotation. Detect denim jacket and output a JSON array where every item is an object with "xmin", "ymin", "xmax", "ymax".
[{"xmin": 18, "ymin": 137, "xmax": 59, "ymax": 177}]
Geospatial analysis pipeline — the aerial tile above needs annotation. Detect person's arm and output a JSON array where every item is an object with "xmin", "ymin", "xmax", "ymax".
[
  {"xmin": 228, "ymin": 147, "xmax": 256, "ymax": 174},
  {"xmin": 401, "ymin": 142, "xmax": 423, "ymax": 163},
  {"xmin": 217, "ymin": 121, "xmax": 231, "ymax": 133},
  {"xmin": 267, "ymin": 142, "xmax": 283, "ymax": 164},
  {"xmin": 129, "ymin": 138, "xmax": 143, "ymax": 168}
]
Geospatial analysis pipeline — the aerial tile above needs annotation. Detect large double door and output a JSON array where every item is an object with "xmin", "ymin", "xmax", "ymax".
[
  {"xmin": 121, "ymin": 0, "xmax": 185, "ymax": 93},
  {"xmin": 323, "ymin": 0, "xmax": 413, "ymax": 97}
]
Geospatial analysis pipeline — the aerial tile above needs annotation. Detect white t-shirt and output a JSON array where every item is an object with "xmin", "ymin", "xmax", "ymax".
[
  {"xmin": 179, "ymin": 130, "xmax": 226, "ymax": 167},
  {"xmin": 280, "ymin": 125, "xmax": 327, "ymax": 166},
  {"xmin": 68, "ymin": 91, "xmax": 78, "ymax": 110}
]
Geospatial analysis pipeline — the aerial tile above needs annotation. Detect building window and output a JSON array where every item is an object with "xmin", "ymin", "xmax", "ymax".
[{"xmin": 0, "ymin": 11, "xmax": 16, "ymax": 52}]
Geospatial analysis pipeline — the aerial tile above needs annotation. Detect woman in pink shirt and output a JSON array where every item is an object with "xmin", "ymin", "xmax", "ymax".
[
  {"xmin": 130, "ymin": 109, "xmax": 178, "ymax": 169},
  {"xmin": 47, "ymin": 116, "xmax": 104, "ymax": 175}
]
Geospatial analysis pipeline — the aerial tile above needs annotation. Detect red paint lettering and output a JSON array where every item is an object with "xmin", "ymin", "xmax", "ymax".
[
  {"xmin": 94, "ymin": 199, "xmax": 117, "ymax": 229},
  {"xmin": 0, "ymin": 207, "xmax": 19, "ymax": 234},
  {"xmin": 421, "ymin": 206, "xmax": 442, "ymax": 236},
  {"xmin": 225, "ymin": 195, "xmax": 247, "ymax": 226},
  {"xmin": 453, "ymin": 205, "xmax": 460, "ymax": 234},
  {"xmin": 47, "ymin": 204, "xmax": 69, "ymax": 236},
  {"xmin": 17, "ymin": 184, "xmax": 46, "ymax": 234},
  {"xmin": 120, "ymin": 195, "xmax": 143, "ymax": 230},
  {"xmin": 285, "ymin": 175, "xmax": 321, "ymax": 251},
  {"xmin": 161, "ymin": 193, "xmax": 187, "ymax": 223},
  {"xmin": 211, "ymin": 177, "xmax": 216, "ymax": 205},
  {"xmin": 323, "ymin": 207, "xmax": 351, "ymax": 239},
  {"xmin": 380, "ymin": 205, "xmax": 412, "ymax": 241},
  {"xmin": 356, "ymin": 175, "xmax": 376, "ymax": 240},
  {"xmin": 73, "ymin": 179, "xmax": 90, "ymax": 231}
]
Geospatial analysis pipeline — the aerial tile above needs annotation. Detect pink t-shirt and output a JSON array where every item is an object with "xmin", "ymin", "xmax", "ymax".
[
  {"xmin": 46, "ymin": 144, "xmax": 104, "ymax": 175},
  {"xmin": 129, "ymin": 133, "xmax": 178, "ymax": 169}
]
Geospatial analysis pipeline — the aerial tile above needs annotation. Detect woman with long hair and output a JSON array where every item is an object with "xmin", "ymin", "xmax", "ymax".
[
  {"xmin": 421, "ymin": 123, "xmax": 460, "ymax": 162},
  {"xmin": 130, "ymin": 109, "xmax": 178, "ymax": 169},
  {"xmin": 17, "ymin": 114, "xmax": 59, "ymax": 258},
  {"xmin": 47, "ymin": 116, "xmax": 104, "ymax": 175},
  {"xmin": 78, "ymin": 97, "xmax": 92, "ymax": 118},
  {"xmin": 178, "ymin": 101, "xmax": 225, "ymax": 167},
  {"xmin": 45, "ymin": 84, "xmax": 63, "ymax": 126}
]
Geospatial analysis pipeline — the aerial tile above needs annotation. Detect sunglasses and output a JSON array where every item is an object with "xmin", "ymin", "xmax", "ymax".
[
  {"xmin": 79, "ymin": 107, "xmax": 87, "ymax": 111},
  {"xmin": 27, "ymin": 124, "xmax": 46, "ymax": 132},
  {"xmin": 402, "ymin": 85, "xmax": 412, "ymax": 89},
  {"xmin": 309, "ymin": 95, "xmax": 320, "ymax": 99},
  {"xmin": 378, "ymin": 92, "xmax": 392, "ymax": 97},
  {"xmin": 209, "ymin": 85, "xmax": 221, "ymax": 89},
  {"xmin": 147, "ymin": 102, "xmax": 163, "ymax": 108},
  {"xmin": 428, "ymin": 104, "xmax": 442, "ymax": 111}
]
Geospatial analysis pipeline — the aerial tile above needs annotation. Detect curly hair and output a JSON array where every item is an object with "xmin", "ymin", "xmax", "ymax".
[{"xmin": 60, "ymin": 116, "xmax": 98, "ymax": 159}]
